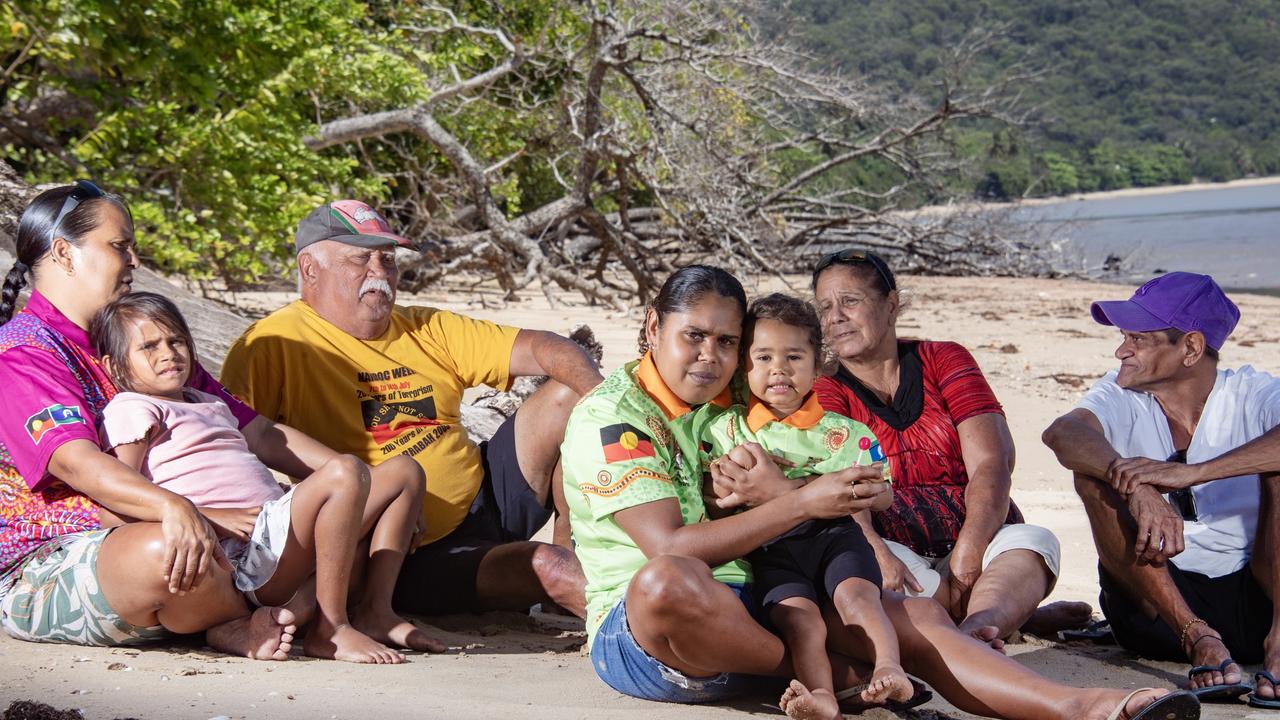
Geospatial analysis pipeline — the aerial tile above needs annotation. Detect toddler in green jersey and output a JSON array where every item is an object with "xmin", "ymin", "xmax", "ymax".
[{"xmin": 700, "ymin": 293, "xmax": 914, "ymax": 719}]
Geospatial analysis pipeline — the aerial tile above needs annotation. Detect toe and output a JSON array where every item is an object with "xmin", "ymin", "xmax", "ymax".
[{"xmin": 1261, "ymin": 679, "xmax": 1277, "ymax": 699}]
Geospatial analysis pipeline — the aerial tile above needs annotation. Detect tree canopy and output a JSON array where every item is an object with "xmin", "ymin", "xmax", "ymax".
[
  {"xmin": 3, "ymin": 0, "xmax": 1052, "ymax": 294},
  {"xmin": 770, "ymin": 0, "xmax": 1280, "ymax": 199}
]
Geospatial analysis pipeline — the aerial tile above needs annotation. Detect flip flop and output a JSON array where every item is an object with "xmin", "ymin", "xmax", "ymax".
[
  {"xmin": 835, "ymin": 677, "xmax": 933, "ymax": 713},
  {"xmin": 1106, "ymin": 689, "xmax": 1200, "ymax": 720},
  {"xmin": 1248, "ymin": 671, "xmax": 1280, "ymax": 709},
  {"xmin": 1061, "ymin": 618, "xmax": 1116, "ymax": 644},
  {"xmin": 1187, "ymin": 657, "xmax": 1252, "ymax": 702}
]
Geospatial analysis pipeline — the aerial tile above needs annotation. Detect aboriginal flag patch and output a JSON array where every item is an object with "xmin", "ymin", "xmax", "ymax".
[
  {"xmin": 600, "ymin": 423, "xmax": 655, "ymax": 463},
  {"xmin": 25, "ymin": 404, "xmax": 85, "ymax": 444}
]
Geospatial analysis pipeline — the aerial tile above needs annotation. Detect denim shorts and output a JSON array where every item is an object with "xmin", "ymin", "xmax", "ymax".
[{"xmin": 590, "ymin": 583, "xmax": 762, "ymax": 703}]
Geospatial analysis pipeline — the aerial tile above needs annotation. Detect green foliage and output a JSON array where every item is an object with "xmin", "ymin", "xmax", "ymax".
[
  {"xmin": 773, "ymin": 0, "xmax": 1280, "ymax": 197},
  {"xmin": 2, "ymin": 0, "xmax": 586, "ymax": 285},
  {"xmin": 4, "ymin": 0, "xmax": 420, "ymax": 283}
]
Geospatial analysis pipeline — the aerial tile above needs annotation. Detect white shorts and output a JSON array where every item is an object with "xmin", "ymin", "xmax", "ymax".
[
  {"xmin": 219, "ymin": 489, "xmax": 294, "ymax": 603},
  {"xmin": 885, "ymin": 523, "xmax": 1061, "ymax": 598}
]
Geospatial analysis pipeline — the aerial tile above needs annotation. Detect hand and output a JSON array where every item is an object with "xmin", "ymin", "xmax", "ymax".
[
  {"xmin": 200, "ymin": 506, "xmax": 261, "ymax": 542},
  {"xmin": 1108, "ymin": 457, "xmax": 1202, "ymax": 495},
  {"xmin": 710, "ymin": 442, "xmax": 792, "ymax": 510},
  {"xmin": 797, "ymin": 466, "xmax": 890, "ymax": 519},
  {"xmin": 410, "ymin": 507, "xmax": 429, "ymax": 551},
  {"xmin": 874, "ymin": 545, "xmax": 924, "ymax": 594},
  {"xmin": 944, "ymin": 546, "xmax": 983, "ymax": 618},
  {"xmin": 159, "ymin": 496, "xmax": 222, "ymax": 594},
  {"xmin": 1127, "ymin": 485, "xmax": 1184, "ymax": 564}
]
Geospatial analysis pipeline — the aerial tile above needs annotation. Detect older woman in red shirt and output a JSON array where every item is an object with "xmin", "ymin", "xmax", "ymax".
[{"xmin": 811, "ymin": 249, "xmax": 1092, "ymax": 642}]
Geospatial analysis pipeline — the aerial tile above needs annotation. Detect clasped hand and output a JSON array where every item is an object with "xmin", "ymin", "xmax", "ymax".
[
  {"xmin": 1107, "ymin": 456, "xmax": 1201, "ymax": 495},
  {"xmin": 1126, "ymin": 484, "xmax": 1185, "ymax": 564},
  {"xmin": 709, "ymin": 442, "xmax": 888, "ymax": 517}
]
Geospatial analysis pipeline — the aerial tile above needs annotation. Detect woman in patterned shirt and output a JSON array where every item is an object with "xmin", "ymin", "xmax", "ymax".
[
  {"xmin": 810, "ymin": 248, "xmax": 1092, "ymax": 644},
  {"xmin": 0, "ymin": 182, "xmax": 304, "ymax": 657}
]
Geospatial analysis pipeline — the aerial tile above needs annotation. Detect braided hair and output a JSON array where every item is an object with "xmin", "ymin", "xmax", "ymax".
[{"xmin": 1, "ymin": 182, "xmax": 131, "ymax": 324}]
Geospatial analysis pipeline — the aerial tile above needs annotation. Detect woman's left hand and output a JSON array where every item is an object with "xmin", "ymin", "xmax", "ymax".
[{"xmin": 710, "ymin": 442, "xmax": 794, "ymax": 509}]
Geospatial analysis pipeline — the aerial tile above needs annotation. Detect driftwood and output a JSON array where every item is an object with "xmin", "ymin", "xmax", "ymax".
[{"xmin": 0, "ymin": 161, "xmax": 603, "ymax": 439}]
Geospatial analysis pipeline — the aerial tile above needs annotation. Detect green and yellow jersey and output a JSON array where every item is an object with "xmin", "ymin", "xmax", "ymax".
[
  {"xmin": 699, "ymin": 393, "xmax": 891, "ymax": 482},
  {"xmin": 561, "ymin": 354, "xmax": 751, "ymax": 643}
]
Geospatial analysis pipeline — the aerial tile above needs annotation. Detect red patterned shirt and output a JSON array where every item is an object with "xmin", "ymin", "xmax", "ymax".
[{"xmin": 815, "ymin": 340, "xmax": 1022, "ymax": 557}]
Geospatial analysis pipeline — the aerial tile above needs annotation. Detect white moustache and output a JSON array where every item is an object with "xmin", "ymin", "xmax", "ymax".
[{"xmin": 359, "ymin": 278, "xmax": 393, "ymax": 299}]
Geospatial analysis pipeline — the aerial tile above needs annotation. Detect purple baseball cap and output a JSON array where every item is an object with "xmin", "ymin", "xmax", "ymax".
[
  {"xmin": 295, "ymin": 200, "xmax": 416, "ymax": 253},
  {"xmin": 1090, "ymin": 272, "xmax": 1240, "ymax": 350}
]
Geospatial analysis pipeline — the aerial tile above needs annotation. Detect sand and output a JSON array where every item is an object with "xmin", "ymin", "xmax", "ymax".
[{"xmin": 3, "ymin": 274, "xmax": 1278, "ymax": 720}]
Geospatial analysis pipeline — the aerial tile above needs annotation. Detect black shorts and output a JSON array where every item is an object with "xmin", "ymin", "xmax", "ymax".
[
  {"xmin": 748, "ymin": 519, "xmax": 882, "ymax": 610},
  {"xmin": 1098, "ymin": 562, "xmax": 1271, "ymax": 663},
  {"xmin": 392, "ymin": 413, "xmax": 552, "ymax": 615}
]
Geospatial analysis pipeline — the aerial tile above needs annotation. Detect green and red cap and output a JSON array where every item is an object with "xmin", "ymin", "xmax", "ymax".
[{"xmin": 295, "ymin": 200, "xmax": 415, "ymax": 252}]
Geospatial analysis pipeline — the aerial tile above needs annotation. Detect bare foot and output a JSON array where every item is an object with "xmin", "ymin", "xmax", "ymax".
[
  {"xmin": 1021, "ymin": 601, "xmax": 1094, "ymax": 637},
  {"xmin": 304, "ymin": 622, "xmax": 405, "ymax": 664},
  {"xmin": 779, "ymin": 680, "xmax": 841, "ymax": 720},
  {"xmin": 959, "ymin": 622, "xmax": 1006, "ymax": 653},
  {"xmin": 862, "ymin": 664, "xmax": 914, "ymax": 704},
  {"xmin": 206, "ymin": 606, "xmax": 297, "ymax": 661},
  {"xmin": 282, "ymin": 576, "xmax": 317, "ymax": 628},
  {"xmin": 353, "ymin": 607, "xmax": 446, "ymax": 653}
]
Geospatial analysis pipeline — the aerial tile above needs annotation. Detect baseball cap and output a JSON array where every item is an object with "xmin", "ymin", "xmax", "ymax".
[
  {"xmin": 294, "ymin": 200, "xmax": 415, "ymax": 253},
  {"xmin": 1090, "ymin": 272, "xmax": 1240, "ymax": 350}
]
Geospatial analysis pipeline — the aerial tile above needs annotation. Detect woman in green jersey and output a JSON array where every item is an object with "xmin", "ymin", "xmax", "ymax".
[{"xmin": 561, "ymin": 265, "xmax": 1198, "ymax": 720}]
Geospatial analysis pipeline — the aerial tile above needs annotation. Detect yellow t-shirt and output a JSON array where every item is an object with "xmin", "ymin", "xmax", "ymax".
[{"xmin": 220, "ymin": 300, "xmax": 519, "ymax": 544}]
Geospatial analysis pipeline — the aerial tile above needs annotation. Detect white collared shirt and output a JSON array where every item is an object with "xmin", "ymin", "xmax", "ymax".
[{"xmin": 1078, "ymin": 366, "xmax": 1280, "ymax": 578}]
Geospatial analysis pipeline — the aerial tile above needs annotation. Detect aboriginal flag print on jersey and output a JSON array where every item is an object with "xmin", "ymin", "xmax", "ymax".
[{"xmin": 600, "ymin": 423, "xmax": 655, "ymax": 463}]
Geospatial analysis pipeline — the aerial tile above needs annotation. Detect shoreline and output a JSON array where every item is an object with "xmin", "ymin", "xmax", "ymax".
[
  {"xmin": 1010, "ymin": 174, "xmax": 1280, "ymax": 207},
  {"xmin": 901, "ymin": 174, "xmax": 1280, "ymax": 217}
]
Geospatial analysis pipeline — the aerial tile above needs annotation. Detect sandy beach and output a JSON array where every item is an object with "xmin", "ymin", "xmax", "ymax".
[{"xmin": 3, "ymin": 273, "xmax": 1278, "ymax": 720}]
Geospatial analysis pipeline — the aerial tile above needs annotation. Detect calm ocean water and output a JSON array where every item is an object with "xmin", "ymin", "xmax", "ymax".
[{"xmin": 1004, "ymin": 182, "xmax": 1280, "ymax": 293}]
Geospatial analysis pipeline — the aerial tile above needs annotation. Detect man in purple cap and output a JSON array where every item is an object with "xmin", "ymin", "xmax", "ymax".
[
  {"xmin": 221, "ymin": 200, "xmax": 600, "ymax": 624},
  {"xmin": 1044, "ymin": 272, "xmax": 1280, "ymax": 707}
]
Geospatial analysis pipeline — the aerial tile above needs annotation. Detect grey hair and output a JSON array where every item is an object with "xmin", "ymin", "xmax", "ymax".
[{"xmin": 296, "ymin": 244, "xmax": 330, "ymax": 294}]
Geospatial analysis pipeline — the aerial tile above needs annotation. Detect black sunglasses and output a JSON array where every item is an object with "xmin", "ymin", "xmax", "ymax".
[
  {"xmin": 812, "ymin": 248, "xmax": 897, "ymax": 292},
  {"xmin": 49, "ymin": 179, "xmax": 104, "ymax": 241},
  {"xmin": 1165, "ymin": 449, "xmax": 1198, "ymax": 522}
]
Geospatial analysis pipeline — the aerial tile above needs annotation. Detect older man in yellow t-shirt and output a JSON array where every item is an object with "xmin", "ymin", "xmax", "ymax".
[{"xmin": 221, "ymin": 200, "xmax": 601, "ymax": 617}]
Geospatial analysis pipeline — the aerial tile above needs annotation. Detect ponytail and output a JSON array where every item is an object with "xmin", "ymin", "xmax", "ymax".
[{"xmin": 0, "ymin": 261, "xmax": 29, "ymax": 324}]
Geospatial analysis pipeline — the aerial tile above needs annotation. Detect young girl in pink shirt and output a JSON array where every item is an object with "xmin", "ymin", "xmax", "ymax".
[{"xmin": 92, "ymin": 292, "xmax": 441, "ymax": 663}]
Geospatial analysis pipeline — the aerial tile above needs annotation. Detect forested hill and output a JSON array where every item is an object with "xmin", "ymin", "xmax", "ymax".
[{"xmin": 772, "ymin": 0, "xmax": 1280, "ymax": 198}]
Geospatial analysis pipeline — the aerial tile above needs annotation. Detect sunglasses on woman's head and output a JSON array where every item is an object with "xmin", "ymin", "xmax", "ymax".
[
  {"xmin": 49, "ymin": 179, "xmax": 105, "ymax": 241},
  {"xmin": 812, "ymin": 248, "xmax": 897, "ymax": 292}
]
